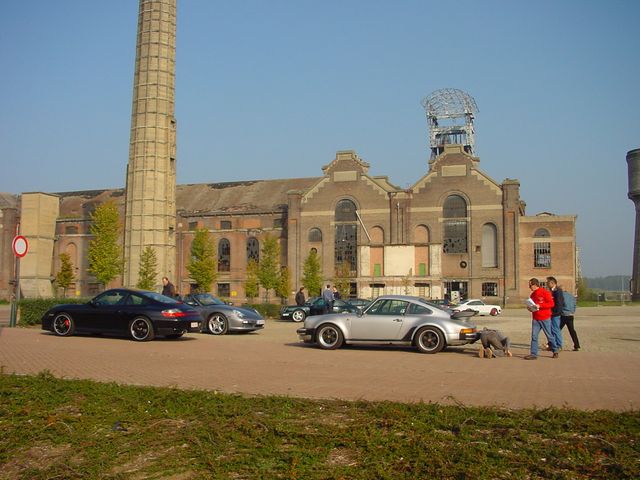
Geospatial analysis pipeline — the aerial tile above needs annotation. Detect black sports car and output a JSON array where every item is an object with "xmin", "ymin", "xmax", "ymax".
[
  {"xmin": 181, "ymin": 293, "xmax": 265, "ymax": 335},
  {"xmin": 41, "ymin": 288, "xmax": 202, "ymax": 341},
  {"xmin": 280, "ymin": 296, "xmax": 359, "ymax": 322}
]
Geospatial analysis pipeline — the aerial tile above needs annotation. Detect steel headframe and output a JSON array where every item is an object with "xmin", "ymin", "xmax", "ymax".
[{"xmin": 421, "ymin": 88, "xmax": 479, "ymax": 160}]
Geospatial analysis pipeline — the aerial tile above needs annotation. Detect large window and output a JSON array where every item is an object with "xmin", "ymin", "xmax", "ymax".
[
  {"xmin": 482, "ymin": 282, "xmax": 498, "ymax": 296},
  {"xmin": 443, "ymin": 195, "xmax": 467, "ymax": 253},
  {"xmin": 335, "ymin": 199, "xmax": 357, "ymax": 274},
  {"xmin": 247, "ymin": 237, "xmax": 259, "ymax": 263},
  {"xmin": 533, "ymin": 228, "xmax": 551, "ymax": 268},
  {"xmin": 482, "ymin": 223, "xmax": 498, "ymax": 267},
  {"xmin": 218, "ymin": 238, "xmax": 230, "ymax": 272}
]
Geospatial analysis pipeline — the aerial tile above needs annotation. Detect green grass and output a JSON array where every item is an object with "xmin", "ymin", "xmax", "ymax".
[{"xmin": 1, "ymin": 372, "xmax": 638, "ymax": 479}]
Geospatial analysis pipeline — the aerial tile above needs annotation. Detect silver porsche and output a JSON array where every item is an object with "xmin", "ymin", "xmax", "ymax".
[{"xmin": 296, "ymin": 295, "xmax": 478, "ymax": 354}]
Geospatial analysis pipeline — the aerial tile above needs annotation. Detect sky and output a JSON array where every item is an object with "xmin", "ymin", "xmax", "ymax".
[{"xmin": 1, "ymin": 0, "xmax": 638, "ymax": 278}]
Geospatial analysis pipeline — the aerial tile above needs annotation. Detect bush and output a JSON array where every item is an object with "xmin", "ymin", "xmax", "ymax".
[
  {"xmin": 243, "ymin": 303, "xmax": 281, "ymax": 319},
  {"xmin": 18, "ymin": 297, "xmax": 89, "ymax": 326}
]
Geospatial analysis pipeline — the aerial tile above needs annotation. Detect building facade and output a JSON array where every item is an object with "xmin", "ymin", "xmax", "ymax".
[{"xmin": 0, "ymin": 145, "xmax": 577, "ymax": 305}]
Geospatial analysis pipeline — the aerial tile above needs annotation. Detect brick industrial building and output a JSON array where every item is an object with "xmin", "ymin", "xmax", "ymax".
[{"xmin": 0, "ymin": 0, "xmax": 576, "ymax": 305}]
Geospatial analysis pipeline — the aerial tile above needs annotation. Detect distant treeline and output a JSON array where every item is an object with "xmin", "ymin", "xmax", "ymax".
[{"xmin": 583, "ymin": 275, "xmax": 631, "ymax": 291}]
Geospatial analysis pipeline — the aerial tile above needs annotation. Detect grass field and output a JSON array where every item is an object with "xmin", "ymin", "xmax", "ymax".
[{"xmin": 1, "ymin": 372, "xmax": 638, "ymax": 479}]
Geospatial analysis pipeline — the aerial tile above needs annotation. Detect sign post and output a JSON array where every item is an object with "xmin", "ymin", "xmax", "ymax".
[{"xmin": 9, "ymin": 235, "xmax": 28, "ymax": 328}]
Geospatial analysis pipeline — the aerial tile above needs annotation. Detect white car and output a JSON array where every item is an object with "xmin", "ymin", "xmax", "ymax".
[{"xmin": 452, "ymin": 299, "xmax": 501, "ymax": 316}]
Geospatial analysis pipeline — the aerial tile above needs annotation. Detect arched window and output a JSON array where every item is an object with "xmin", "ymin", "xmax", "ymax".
[
  {"xmin": 534, "ymin": 228, "xmax": 551, "ymax": 268},
  {"xmin": 247, "ymin": 237, "xmax": 259, "ymax": 263},
  {"xmin": 370, "ymin": 226, "xmax": 384, "ymax": 244},
  {"xmin": 414, "ymin": 225, "xmax": 430, "ymax": 244},
  {"xmin": 443, "ymin": 195, "xmax": 468, "ymax": 253},
  {"xmin": 308, "ymin": 228, "xmax": 322, "ymax": 243},
  {"xmin": 482, "ymin": 223, "xmax": 498, "ymax": 267},
  {"xmin": 218, "ymin": 238, "xmax": 230, "ymax": 272},
  {"xmin": 334, "ymin": 199, "xmax": 357, "ymax": 274}
]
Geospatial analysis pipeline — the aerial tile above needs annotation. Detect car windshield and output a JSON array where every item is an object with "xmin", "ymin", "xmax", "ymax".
[
  {"xmin": 145, "ymin": 292, "xmax": 181, "ymax": 304},
  {"xmin": 193, "ymin": 293, "xmax": 226, "ymax": 306}
]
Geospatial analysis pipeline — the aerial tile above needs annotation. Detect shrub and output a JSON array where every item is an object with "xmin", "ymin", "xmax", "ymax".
[
  {"xmin": 18, "ymin": 297, "xmax": 89, "ymax": 326},
  {"xmin": 243, "ymin": 303, "xmax": 281, "ymax": 319}
]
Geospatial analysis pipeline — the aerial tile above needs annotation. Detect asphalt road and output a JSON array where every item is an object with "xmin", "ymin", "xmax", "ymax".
[{"xmin": 0, "ymin": 305, "xmax": 638, "ymax": 411}]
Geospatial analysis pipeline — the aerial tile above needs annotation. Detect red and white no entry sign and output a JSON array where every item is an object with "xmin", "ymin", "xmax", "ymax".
[{"xmin": 12, "ymin": 235, "xmax": 28, "ymax": 257}]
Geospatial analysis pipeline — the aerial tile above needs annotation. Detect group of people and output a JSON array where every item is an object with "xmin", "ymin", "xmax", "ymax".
[
  {"xmin": 478, "ymin": 275, "xmax": 579, "ymax": 360},
  {"xmin": 295, "ymin": 285, "xmax": 342, "ymax": 314}
]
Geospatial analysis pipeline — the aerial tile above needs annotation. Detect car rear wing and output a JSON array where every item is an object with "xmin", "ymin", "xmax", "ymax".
[{"xmin": 451, "ymin": 309, "xmax": 478, "ymax": 320}]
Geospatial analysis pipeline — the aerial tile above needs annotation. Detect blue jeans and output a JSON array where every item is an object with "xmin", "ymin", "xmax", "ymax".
[
  {"xmin": 551, "ymin": 315, "xmax": 563, "ymax": 349},
  {"xmin": 531, "ymin": 319, "xmax": 557, "ymax": 356}
]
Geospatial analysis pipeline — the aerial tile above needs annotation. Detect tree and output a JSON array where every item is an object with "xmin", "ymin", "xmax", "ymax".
[
  {"xmin": 276, "ymin": 266, "xmax": 291, "ymax": 304},
  {"xmin": 333, "ymin": 261, "xmax": 351, "ymax": 299},
  {"xmin": 244, "ymin": 258, "xmax": 260, "ymax": 301},
  {"xmin": 55, "ymin": 252, "xmax": 75, "ymax": 298},
  {"xmin": 302, "ymin": 249, "xmax": 322, "ymax": 297},
  {"xmin": 88, "ymin": 201, "xmax": 123, "ymax": 289},
  {"xmin": 187, "ymin": 228, "xmax": 217, "ymax": 293},
  {"xmin": 136, "ymin": 246, "xmax": 158, "ymax": 291},
  {"xmin": 258, "ymin": 235, "xmax": 280, "ymax": 302},
  {"xmin": 401, "ymin": 268, "xmax": 413, "ymax": 295}
]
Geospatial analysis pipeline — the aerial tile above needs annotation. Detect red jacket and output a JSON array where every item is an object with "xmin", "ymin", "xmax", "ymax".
[{"xmin": 530, "ymin": 287, "xmax": 554, "ymax": 321}]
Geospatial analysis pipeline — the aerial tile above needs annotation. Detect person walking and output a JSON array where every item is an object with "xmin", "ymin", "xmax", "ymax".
[
  {"xmin": 525, "ymin": 278, "xmax": 558, "ymax": 360},
  {"xmin": 546, "ymin": 276, "xmax": 565, "ymax": 351},
  {"xmin": 477, "ymin": 327, "xmax": 512, "ymax": 358},
  {"xmin": 161, "ymin": 276, "xmax": 176, "ymax": 298},
  {"xmin": 559, "ymin": 286, "xmax": 581, "ymax": 351},
  {"xmin": 322, "ymin": 284, "xmax": 334, "ymax": 314},
  {"xmin": 295, "ymin": 287, "xmax": 306, "ymax": 306}
]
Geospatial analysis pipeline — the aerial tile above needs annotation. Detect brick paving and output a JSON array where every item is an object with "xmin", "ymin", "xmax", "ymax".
[{"xmin": 0, "ymin": 305, "xmax": 638, "ymax": 411}]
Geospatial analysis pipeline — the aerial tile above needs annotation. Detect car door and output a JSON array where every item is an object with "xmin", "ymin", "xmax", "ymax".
[
  {"xmin": 88, "ymin": 290, "xmax": 128, "ymax": 333},
  {"xmin": 350, "ymin": 299, "xmax": 408, "ymax": 340}
]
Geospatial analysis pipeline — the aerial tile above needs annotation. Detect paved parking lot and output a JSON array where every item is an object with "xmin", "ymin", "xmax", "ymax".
[{"xmin": 0, "ymin": 305, "xmax": 638, "ymax": 411}]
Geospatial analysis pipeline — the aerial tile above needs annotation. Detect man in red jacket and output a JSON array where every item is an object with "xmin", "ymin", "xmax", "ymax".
[{"xmin": 525, "ymin": 278, "xmax": 559, "ymax": 360}]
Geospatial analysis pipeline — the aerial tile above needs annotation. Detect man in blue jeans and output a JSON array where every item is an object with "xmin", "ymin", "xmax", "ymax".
[
  {"xmin": 525, "ymin": 278, "xmax": 558, "ymax": 360},
  {"xmin": 546, "ymin": 276, "xmax": 564, "ymax": 351}
]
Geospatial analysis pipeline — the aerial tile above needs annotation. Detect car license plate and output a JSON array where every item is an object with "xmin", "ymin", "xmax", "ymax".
[
  {"xmin": 190, "ymin": 322, "xmax": 198, "ymax": 328},
  {"xmin": 256, "ymin": 320, "xmax": 265, "ymax": 325}
]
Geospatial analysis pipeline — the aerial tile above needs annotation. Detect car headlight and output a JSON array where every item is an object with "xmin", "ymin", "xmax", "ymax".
[{"xmin": 232, "ymin": 309, "xmax": 245, "ymax": 318}]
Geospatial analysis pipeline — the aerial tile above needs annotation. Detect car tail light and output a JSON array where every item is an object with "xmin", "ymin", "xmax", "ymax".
[{"xmin": 162, "ymin": 309, "xmax": 188, "ymax": 318}]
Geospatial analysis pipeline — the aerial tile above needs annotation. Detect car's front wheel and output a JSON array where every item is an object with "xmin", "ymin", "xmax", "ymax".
[
  {"xmin": 129, "ymin": 317, "xmax": 155, "ymax": 342},
  {"xmin": 52, "ymin": 312, "xmax": 75, "ymax": 337},
  {"xmin": 291, "ymin": 309, "xmax": 306, "ymax": 322},
  {"xmin": 207, "ymin": 313, "xmax": 229, "ymax": 335},
  {"xmin": 316, "ymin": 324, "xmax": 344, "ymax": 350},
  {"xmin": 490, "ymin": 308, "xmax": 499, "ymax": 316},
  {"xmin": 415, "ymin": 326, "xmax": 445, "ymax": 354}
]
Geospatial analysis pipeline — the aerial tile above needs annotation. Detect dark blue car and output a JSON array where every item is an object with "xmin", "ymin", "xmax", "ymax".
[{"xmin": 41, "ymin": 288, "xmax": 202, "ymax": 341}]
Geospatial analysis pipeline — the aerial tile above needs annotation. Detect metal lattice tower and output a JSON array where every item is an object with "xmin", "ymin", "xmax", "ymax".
[{"xmin": 421, "ymin": 88, "xmax": 479, "ymax": 161}]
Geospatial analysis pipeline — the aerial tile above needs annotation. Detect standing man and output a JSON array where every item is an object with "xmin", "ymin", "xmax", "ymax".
[
  {"xmin": 332, "ymin": 286, "xmax": 341, "ymax": 300},
  {"xmin": 161, "ymin": 276, "xmax": 176, "ymax": 298},
  {"xmin": 322, "ymin": 284, "xmax": 334, "ymax": 314},
  {"xmin": 525, "ymin": 278, "xmax": 558, "ymax": 360},
  {"xmin": 560, "ymin": 286, "xmax": 581, "ymax": 351},
  {"xmin": 546, "ymin": 276, "xmax": 565, "ymax": 351},
  {"xmin": 295, "ymin": 287, "xmax": 306, "ymax": 306}
]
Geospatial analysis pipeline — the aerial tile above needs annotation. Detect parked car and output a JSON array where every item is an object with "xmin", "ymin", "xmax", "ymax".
[
  {"xmin": 181, "ymin": 293, "xmax": 265, "ymax": 335},
  {"xmin": 280, "ymin": 296, "xmax": 359, "ymax": 322},
  {"xmin": 296, "ymin": 295, "xmax": 478, "ymax": 353},
  {"xmin": 41, "ymin": 288, "xmax": 201, "ymax": 342},
  {"xmin": 452, "ymin": 299, "xmax": 502, "ymax": 316}
]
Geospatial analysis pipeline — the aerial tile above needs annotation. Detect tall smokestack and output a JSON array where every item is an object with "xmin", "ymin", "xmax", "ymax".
[
  {"xmin": 627, "ymin": 148, "xmax": 640, "ymax": 301},
  {"xmin": 124, "ymin": 0, "xmax": 177, "ymax": 288}
]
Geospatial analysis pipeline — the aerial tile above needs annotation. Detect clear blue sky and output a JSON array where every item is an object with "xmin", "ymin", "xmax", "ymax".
[{"xmin": 1, "ymin": 0, "xmax": 638, "ymax": 278}]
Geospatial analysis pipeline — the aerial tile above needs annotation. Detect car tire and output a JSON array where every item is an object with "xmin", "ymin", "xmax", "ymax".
[
  {"xmin": 415, "ymin": 326, "xmax": 445, "ymax": 354},
  {"xmin": 291, "ymin": 309, "xmax": 306, "ymax": 323},
  {"xmin": 207, "ymin": 313, "xmax": 229, "ymax": 335},
  {"xmin": 129, "ymin": 316, "xmax": 155, "ymax": 342},
  {"xmin": 316, "ymin": 323, "xmax": 344, "ymax": 350},
  {"xmin": 490, "ymin": 308, "xmax": 499, "ymax": 316},
  {"xmin": 52, "ymin": 312, "xmax": 75, "ymax": 337}
]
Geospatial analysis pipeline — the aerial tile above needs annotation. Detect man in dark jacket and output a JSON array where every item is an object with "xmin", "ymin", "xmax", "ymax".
[
  {"xmin": 161, "ymin": 277, "xmax": 176, "ymax": 298},
  {"xmin": 546, "ymin": 276, "xmax": 564, "ymax": 351},
  {"xmin": 295, "ymin": 287, "xmax": 306, "ymax": 306}
]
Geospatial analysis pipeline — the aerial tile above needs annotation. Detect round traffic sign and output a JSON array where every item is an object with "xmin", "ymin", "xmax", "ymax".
[{"xmin": 12, "ymin": 235, "xmax": 28, "ymax": 258}]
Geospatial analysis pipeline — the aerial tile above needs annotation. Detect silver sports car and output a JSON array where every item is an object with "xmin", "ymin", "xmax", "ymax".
[
  {"xmin": 181, "ymin": 293, "xmax": 265, "ymax": 335},
  {"xmin": 296, "ymin": 295, "xmax": 478, "ymax": 354}
]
